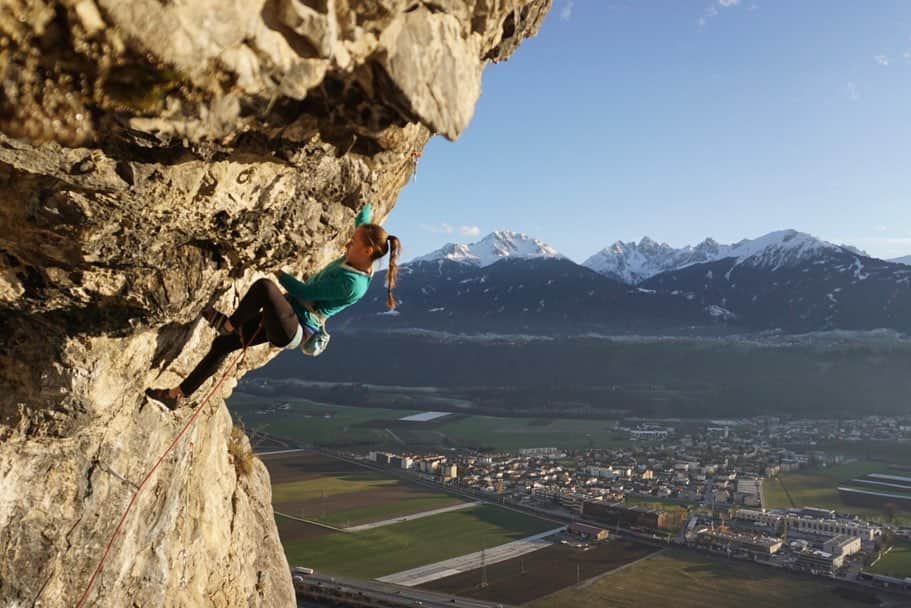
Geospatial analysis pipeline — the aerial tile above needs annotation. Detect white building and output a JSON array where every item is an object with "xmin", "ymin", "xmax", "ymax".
[
  {"xmin": 736, "ymin": 508, "xmax": 880, "ymax": 542},
  {"xmin": 630, "ymin": 429, "xmax": 670, "ymax": 440},
  {"xmin": 823, "ymin": 535, "xmax": 862, "ymax": 557}
]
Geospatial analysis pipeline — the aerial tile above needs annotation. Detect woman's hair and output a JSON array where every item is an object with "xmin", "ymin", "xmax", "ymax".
[{"xmin": 360, "ymin": 224, "xmax": 402, "ymax": 310}]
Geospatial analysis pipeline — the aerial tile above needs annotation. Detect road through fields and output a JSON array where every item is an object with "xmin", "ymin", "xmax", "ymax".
[
  {"xmin": 344, "ymin": 501, "xmax": 480, "ymax": 532},
  {"xmin": 377, "ymin": 527, "xmax": 565, "ymax": 586}
]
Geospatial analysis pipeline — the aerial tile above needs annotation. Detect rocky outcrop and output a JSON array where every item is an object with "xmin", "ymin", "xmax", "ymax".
[{"xmin": 0, "ymin": 1, "xmax": 550, "ymax": 606}]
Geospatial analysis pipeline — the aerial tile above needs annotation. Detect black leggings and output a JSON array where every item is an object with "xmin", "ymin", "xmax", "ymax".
[{"xmin": 180, "ymin": 278, "xmax": 300, "ymax": 396}]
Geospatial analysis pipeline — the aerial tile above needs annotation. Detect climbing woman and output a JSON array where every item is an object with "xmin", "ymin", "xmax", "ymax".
[{"xmin": 145, "ymin": 204, "xmax": 400, "ymax": 410}]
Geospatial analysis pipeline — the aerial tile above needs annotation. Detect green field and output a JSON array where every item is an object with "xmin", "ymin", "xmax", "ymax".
[
  {"xmin": 281, "ymin": 505, "xmax": 556, "ymax": 579},
  {"xmin": 265, "ymin": 452, "xmax": 465, "ymax": 527},
  {"xmin": 230, "ymin": 393, "xmax": 420, "ymax": 447},
  {"xmin": 531, "ymin": 549, "xmax": 889, "ymax": 608},
  {"xmin": 272, "ymin": 473, "xmax": 396, "ymax": 503},
  {"xmin": 229, "ymin": 393, "xmax": 642, "ymax": 450},
  {"xmin": 763, "ymin": 461, "xmax": 911, "ymax": 526},
  {"xmin": 869, "ymin": 541, "xmax": 911, "ymax": 580},
  {"xmin": 433, "ymin": 415, "xmax": 637, "ymax": 450}
]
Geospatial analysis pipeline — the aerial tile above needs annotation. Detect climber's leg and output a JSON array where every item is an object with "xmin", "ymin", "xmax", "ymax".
[
  {"xmin": 229, "ymin": 279, "xmax": 297, "ymax": 338},
  {"xmin": 177, "ymin": 317, "xmax": 269, "ymax": 398}
]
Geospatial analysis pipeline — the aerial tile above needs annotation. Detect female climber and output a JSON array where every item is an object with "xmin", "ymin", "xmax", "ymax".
[{"xmin": 145, "ymin": 204, "xmax": 400, "ymax": 410}]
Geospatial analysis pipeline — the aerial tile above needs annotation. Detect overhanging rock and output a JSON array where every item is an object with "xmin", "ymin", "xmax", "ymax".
[{"xmin": 0, "ymin": 0, "xmax": 551, "ymax": 606}]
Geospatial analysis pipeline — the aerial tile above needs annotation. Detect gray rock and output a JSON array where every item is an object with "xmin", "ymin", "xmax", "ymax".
[{"xmin": 0, "ymin": 1, "xmax": 551, "ymax": 606}]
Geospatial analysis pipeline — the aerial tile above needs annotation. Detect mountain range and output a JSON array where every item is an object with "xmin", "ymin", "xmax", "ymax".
[
  {"xmin": 337, "ymin": 230, "xmax": 911, "ymax": 335},
  {"xmin": 582, "ymin": 231, "xmax": 868, "ymax": 284}
]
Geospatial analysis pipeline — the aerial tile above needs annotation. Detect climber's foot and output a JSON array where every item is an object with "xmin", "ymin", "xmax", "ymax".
[
  {"xmin": 201, "ymin": 306, "xmax": 234, "ymax": 335},
  {"xmin": 145, "ymin": 387, "xmax": 182, "ymax": 411}
]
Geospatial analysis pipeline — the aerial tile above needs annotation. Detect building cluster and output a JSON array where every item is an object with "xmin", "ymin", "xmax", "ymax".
[
  {"xmin": 761, "ymin": 415, "xmax": 909, "ymax": 444},
  {"xmin": 444, "ymin": 435, "xmax": 806, "ymax": 511},
  {"xmin": 368, "ymin": 451, "xmax": 458, "ymax": 480},
  {"xmin": 364, "ymin": 417, "xmax": 906, "ymax": 518},
  {"xmin": 726, "ymin": 507, "xmax": 879, "ymax": 573}
]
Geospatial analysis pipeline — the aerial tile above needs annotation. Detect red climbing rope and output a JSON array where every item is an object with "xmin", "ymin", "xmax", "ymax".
[{"xmin": 74, "ymin": 321, "xmax": 264, "ymax": 608}]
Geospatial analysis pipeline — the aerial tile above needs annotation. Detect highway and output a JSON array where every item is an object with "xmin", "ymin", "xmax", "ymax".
[
  {"xmin": 345, "ymin": 501, "xmax": 481, "ymax": 532},
  {"xmin": 378, "ymin": 527, "xmax": 565, "ymax": 586}
]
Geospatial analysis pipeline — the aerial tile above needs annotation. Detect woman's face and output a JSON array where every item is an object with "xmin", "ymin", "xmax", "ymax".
[{"xmin": 345, "ymin": 227, "xmax": 375, "ymax": 264}]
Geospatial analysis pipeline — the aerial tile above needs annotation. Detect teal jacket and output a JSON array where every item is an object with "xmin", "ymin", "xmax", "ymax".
[{"xmin": 279, "ymin": 204, "xmax": 374, "ymax": 330}]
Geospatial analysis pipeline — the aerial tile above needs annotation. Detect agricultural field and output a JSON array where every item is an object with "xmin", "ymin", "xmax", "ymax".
[
  {"xmin": 868, "ymin": 540, "xmax": 911, "ymax": 580},
  {"xmin": 230, "ymin": 392, "xmax": 421, "ymax": 448},
  {"xmin": 230, "ymin": 391, "xmax": 641, "ymax": 450},
  {"xmin": 280, "ymin": 504, "xmax": 556, "ymax": 579},
  {"xmin": 430, "ymin": 415, "xmax": 636, "ymax": 451},
  {"xmin": 262, "ymin": 451, "xmax": 464, "ymax": 528},
  {"xmin": 531, "ymin": 549, "xmax": 898, "ymax": 608},
  {"xmin": 421, "ymin": 540, "xmax": 658, "ymax": 605},
  {"xmin": 763, "ymin": 461, "xmax": 911, "ymax": 526}
]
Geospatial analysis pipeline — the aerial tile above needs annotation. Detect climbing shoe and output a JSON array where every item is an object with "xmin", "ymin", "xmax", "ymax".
[{"xmin": 145, "ymin": 387, "xmax": 181, "ymax": 411}]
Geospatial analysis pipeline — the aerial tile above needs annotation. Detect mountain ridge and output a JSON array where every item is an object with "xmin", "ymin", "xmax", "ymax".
[
  {"xmin": 584, "ymin": 229, "xmax": 860, "ymax": 284},
  {"xmin": 410, "ymin": 229, "xmax": 894, "ymax": 286},
  {"xmin": 411, "ymin": 231, "xmax": 563, "ymax": 267}
]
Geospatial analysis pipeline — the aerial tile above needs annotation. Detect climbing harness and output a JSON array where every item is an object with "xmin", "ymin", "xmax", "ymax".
[{"xmin": 74, "ymin": 321, "xmax": 264, "ymax": 608}]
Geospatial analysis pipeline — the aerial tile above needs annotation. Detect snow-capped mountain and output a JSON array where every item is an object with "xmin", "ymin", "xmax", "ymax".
[
  {"xmin": 890, "ymin": 255, "xmax": 911, "ymax": 266},
  {"xmin": 583, "ymin": 237, "xmax": 724, "ymax": 284},
  {"xmin": 643, "ymin": 243, "xmax": 911, "ymax": 332},
  {"xmin": 584, "ymin": 230, "xmax": 856, "ymax": 284},
  {"xmin": 410, "ymin": 231, "xmax": 562, "ymax": 267}
]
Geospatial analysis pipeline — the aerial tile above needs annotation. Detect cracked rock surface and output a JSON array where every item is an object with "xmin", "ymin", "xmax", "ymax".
[{"xmin": 0, "ymin": 0, "xmax": 550, "ymax": 606}]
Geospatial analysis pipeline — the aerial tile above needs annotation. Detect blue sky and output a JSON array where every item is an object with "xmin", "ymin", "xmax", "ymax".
[{"xmin": 384, "ymin": 1, "xmax": 911, "ymax": 263}]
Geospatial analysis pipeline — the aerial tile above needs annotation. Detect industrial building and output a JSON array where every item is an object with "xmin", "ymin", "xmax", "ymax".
[
  {"xmin": 838, "ymin": 486, "xmax": 911, "ymax": 509},
  {"xmin": 582, "ymin": 500, "xmax": 668, "ymax": 530},
  {"xmin": 837, "ymin": 474, "xmax": 911, "ymax": 508},
  {"xmin": 694, "ymin": 529, "xmax": 783, "ymax": 556},
  {"xmin": 735, "ymin": 508, "xmax": 880, "ymax": 542},
  {"xmin": 794, "ymin": 548, "xmax": 844, "ymax": 574},
  {"xmin": 823, "ymin": 535, "xmax": 862, "ymax": 558},
  {"xmin": 567, "ymin": 522, "xmax": 609, "ymax": 541}
]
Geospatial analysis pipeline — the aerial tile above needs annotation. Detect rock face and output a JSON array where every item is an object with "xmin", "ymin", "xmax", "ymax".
[{"xmin": 0, "ymin": 1, "xmax": 550, "ymax": 606}]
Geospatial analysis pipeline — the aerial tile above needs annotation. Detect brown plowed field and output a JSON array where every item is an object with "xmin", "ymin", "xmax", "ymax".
[
  {"xmin": 276, "ymin": 484, "xmax": 457, "ymax": 522},
  {"xmin": 421, "ymin": 540, "xmax": 659, "ymax": 605},
  {"xmin": 262, "ymin": 451, "xmax": 363, "ymax": 484},
  {"xmin": 275, "ymin": 514, "xmax": 335, "ymax": 541},
  {"xmin": 263, "ymin": 451, "xmax": 463, "ymax": 527}
]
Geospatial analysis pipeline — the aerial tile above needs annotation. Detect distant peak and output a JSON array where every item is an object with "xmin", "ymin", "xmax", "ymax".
[{"xmin": 411, "ymin": 231, "xmax": 562, "ymax": 267}]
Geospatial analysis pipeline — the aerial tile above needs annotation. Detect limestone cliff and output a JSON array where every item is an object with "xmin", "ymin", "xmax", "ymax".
[{"xmin": 0, "ymin": 1, "xmax": 551, "ymax": 606}]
